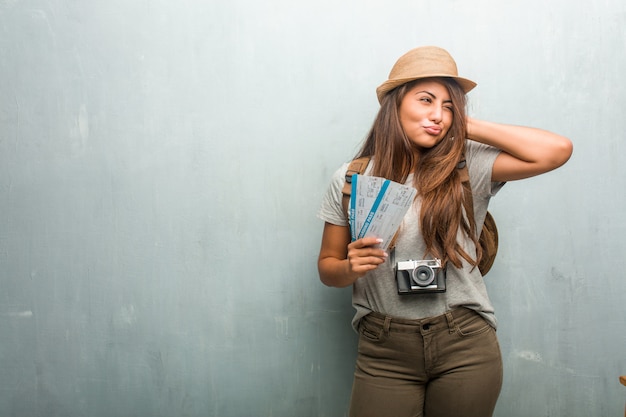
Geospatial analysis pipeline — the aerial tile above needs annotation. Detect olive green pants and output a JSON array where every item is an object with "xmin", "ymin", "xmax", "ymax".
[{"xmin": 349, "ymin": 308, "xmax": 503, "ymax": 417}]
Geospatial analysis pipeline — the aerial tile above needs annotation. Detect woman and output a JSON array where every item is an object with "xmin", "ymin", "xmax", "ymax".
[{"xmin": 317, "ymin": 46, "xmax": 572, "ymax": 417}]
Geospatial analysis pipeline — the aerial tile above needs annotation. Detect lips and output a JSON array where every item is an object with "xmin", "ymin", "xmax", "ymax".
[{"xmin": 423, "ymin": 126, "xmax": 442, "ymax": 135}]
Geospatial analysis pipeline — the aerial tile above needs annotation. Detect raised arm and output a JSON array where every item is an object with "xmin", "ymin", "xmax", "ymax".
[{"xmin": 467, "ymin": 117, "xmax": 573, "ymax": 182}]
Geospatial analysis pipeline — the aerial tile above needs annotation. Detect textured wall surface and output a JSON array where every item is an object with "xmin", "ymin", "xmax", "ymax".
[{"xmin": 1, "ymin": 0, "xmax": 625, "ymax": 416}]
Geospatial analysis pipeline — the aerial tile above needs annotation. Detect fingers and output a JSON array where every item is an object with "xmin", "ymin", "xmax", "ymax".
[
  {"xmin": 347, "ymin": 237, "xmax": 388, "ymax": 276},
  {"xmin": 350, "ymin": 236, "xmax": 384, "ymax": 249}
]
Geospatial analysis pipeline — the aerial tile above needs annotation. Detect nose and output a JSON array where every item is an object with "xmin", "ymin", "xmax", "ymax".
[{"xmin": 429, "ymin": 104, "xmax": 443, "ymax": 123}]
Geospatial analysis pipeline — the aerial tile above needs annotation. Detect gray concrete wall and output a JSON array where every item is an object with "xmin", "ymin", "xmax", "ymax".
[{"xmin": 1, "ymin": 0, "xmax": 624, "ymax": 416}]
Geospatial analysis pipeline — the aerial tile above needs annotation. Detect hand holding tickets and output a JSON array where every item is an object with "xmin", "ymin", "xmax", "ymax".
[{"xmin": 349, "ymin": 174, "xmax": 417, "ymax": 250}]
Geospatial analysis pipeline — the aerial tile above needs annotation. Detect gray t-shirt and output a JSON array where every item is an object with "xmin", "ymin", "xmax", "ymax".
[{"xmin": 317, "ymin": 140, "xmax": 504, "ymax": 330}]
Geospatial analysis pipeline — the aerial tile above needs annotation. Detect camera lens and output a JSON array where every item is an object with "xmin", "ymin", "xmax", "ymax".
[{"xmin": 412, "ymin": 266, "xmax": 435, "ymax": 286}]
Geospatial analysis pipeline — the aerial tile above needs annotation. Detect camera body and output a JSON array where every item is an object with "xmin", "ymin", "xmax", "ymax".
[{"xmin": 395, "ymin": 259, "xmax": 446, "ymax": 294}]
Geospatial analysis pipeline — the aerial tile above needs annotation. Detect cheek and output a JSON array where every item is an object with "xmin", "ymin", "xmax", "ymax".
[
  {"xmin": 399, "ymin": 109, "xmax": 424, "ymax": 132},
  {"xmin": 443, "ymin": 114, "xmax": 454, "ymax": 134},
  {"xmin": 398, "ymin": 113, "xmax": 413, "ymax": 134}
]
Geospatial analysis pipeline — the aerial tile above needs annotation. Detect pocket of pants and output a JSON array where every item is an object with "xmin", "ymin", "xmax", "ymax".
[
  {"xmin": 358, "ymin": 319, "xmax": 387, "ymax": 343},
  {"xmin": 455, "ymin": 312, "xmax": 492, "ymax": 337}
]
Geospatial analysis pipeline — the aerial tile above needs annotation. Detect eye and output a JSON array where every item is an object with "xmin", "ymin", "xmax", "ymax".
[{"xmin": 419, "ymin": 96, "xmax": 432, "ymax": 104}]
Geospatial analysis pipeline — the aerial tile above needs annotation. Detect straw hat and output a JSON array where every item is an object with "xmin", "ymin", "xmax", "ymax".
[{"xmin": 376, "ymin": 46, "xmax": 476, "ymax": 104}]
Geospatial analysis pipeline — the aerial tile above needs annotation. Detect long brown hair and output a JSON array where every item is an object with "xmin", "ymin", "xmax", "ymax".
[{"xmin": 355, "ymin": 77, "xmax": 481, "ymax": 268}]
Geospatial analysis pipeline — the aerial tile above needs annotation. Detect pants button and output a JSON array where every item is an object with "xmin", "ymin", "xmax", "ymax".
[{"xmin": 422, "ymin": 323, "xmax": 431, "ymax": 331}]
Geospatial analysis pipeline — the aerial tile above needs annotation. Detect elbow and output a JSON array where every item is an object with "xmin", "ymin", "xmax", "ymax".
[
  {"xmin": 552, "ymin": 136, "xmax": 574, "ymax": 169},
  {"xmin": 317, "ymin": 269, "xmax": 345, "ymax": 288},
  {"xmin": 319, "ymin": 275, "xmax": 336, "ymax": 288},
  {"xmin": 317, "ymin": 261, "xmax": 336, "ymax": 288},
  {"xmin": 317, "ymin": 259, "xmax": 353, "ymax": 288},
  {"xmin": 525, "ymin": 136, "xmax": 573, "ymax": 180},
  {"xmin": 317, "ymin": 267, "xmax": 332, "ymax": 287},
  {"xmin": 318, "ymin": 274, "xmax": 341, "ymax": 288}
]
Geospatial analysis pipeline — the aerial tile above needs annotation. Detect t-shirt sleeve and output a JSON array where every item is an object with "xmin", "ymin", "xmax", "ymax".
[
  {"xmin": 465, "ymin": 140, "xmax": 505, "ymax": 199},
  {"xmin": 317, "ymin": 162, "xmax": 350, "ymax": 226}
]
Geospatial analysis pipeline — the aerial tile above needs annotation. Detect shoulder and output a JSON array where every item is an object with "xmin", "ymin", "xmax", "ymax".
[
  {"xmin": 465, "ymin": 140, "xmax": 501, "ymax": 173},
  {"xmin": 329, "ymin": 161, "xmax": 351, "ymax": 187},
  {"xmin": 465, "ymin": 140, "xmax": 505, "ymax": 198},
  {"xmin": 317, "ymin": 161, "xmax": 352, "ymax": 226},
  {"xmin": 466, "ymin": 140, "xmax": 500, "ymax": 162}
]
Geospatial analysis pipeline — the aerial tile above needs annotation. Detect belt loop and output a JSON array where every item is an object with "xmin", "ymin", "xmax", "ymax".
[
  {"xmin": 383, "ymin": 316, "xmax": 392, "ymax": 335},
  {"xmin": 445, "ymin": 311, "xmax": 456, "ymax": 334}
]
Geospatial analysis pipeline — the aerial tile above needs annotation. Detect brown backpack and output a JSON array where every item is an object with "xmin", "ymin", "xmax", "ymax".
[{"xmin": 341, "ymin": 157, "xmax": 498, "ymax": 275}]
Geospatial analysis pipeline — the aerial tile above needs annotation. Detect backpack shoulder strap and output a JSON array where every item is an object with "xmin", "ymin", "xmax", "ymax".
[
  {"xmin": 457, "ymin": 157, "xmax": 470, "ymax": 183},
  {"xmin": 341, "ymin": 156, "xmax": 403, "ymax": 250},
  {"xmin": 341, "ymin": 156, "xmax": 371, "ymax": 216}
]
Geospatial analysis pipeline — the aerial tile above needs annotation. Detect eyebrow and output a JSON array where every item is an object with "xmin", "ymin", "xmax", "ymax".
[{"xmin": 415, "ymin": 90, "xmax": 452, "ymax": 103}]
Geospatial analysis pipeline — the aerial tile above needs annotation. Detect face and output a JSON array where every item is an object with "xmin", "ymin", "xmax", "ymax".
[{"xmin": 398, "ymin": 79, "xmax": 453, "ymax": 151}]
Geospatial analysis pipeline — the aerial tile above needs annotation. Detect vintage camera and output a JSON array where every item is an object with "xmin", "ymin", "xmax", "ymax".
[{"xmin": 395, "ymin": 259, "xmax": 446, "ymax": 294}]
